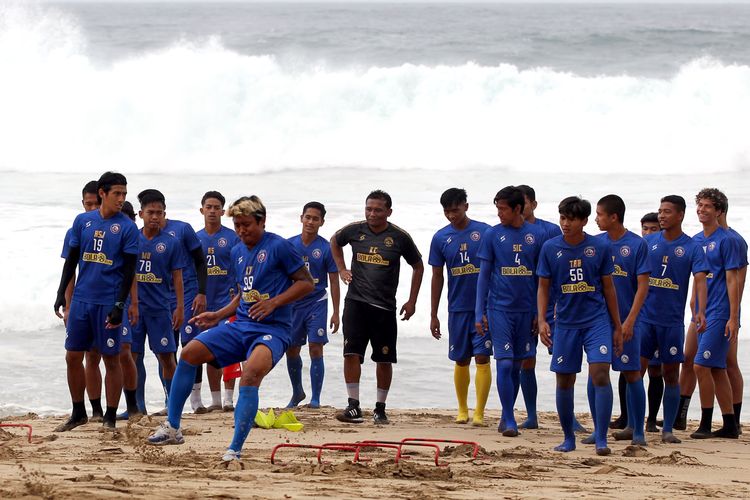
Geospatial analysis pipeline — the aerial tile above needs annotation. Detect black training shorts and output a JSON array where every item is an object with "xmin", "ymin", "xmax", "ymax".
[{"xmin": 342, "ymin": 298, "xmax": 397, "ymax": 364}]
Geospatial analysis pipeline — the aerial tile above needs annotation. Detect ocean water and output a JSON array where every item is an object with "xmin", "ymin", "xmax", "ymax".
[{"xmin": 0, "ymin": 2, "xmax": 748, "ymax": 418}]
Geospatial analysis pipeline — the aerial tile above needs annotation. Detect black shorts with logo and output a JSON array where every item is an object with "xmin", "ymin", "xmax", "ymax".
[{"xmin": 343, "ymin": 299, "xmax": 397, "ymax": 363}]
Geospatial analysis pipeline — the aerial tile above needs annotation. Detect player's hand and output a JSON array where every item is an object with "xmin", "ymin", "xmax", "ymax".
[
  {"xmin": 128, "ymin": 302, "xmax": 139, "ymax": 327},
  {"xmin": 105, "ymin": 304, "xmax": 124, "ymax": 329},
  {"xmin": 249, "ymin": 298, "xmax": 278, "ymax": 321},
  {"xmin": 400, "ymin": 301, "xmax": 416, "ymax": 321},
  {"xmin": 329, "ymin": 313, "xmax": 340, "ymax": 333},
  {"xmin": 622, "ymin": 318, "xmax": 635, "ymax": 343},
  {"xmin": 63, "ymin": 307, "xmax": 70, "ymax": 327},
  {"xmin": 338, "ymin": 269, "xmax": 353, "ymax": 285},
  {"xmin": 531, "ymin": 317, "xmax": 539, "ymax": 336},
  {"xmin": 694, "ymin": 311, "xmax": 707, "ymax": 333},
  {"xmin": 430, "ymin": 317, "xmax": 441, "ymax": 339},
  {"xmin": 192, "ymin": 294, "xmax": 207, "ymax": 316},
  {"xmin": 538, "ymin": 321, "xmax": 552, "ymax": 348},
  {"xmin": 474, "ymin": 315, "xmax": 488, "ymax": 337},
  {"xmin": 726, "ymin": 318, "xmax": 739, "ymax": 342},
  {"xmin": 172, "ymin": 306, "xmax": 184, "ymax": 331},
  {"xmin": 613, "ymin": 325, "xmax": 623, "ymax": 357},
  {"xmin": 190, "ymin": 310, "xmax": 219, "ymax": 329},
  {"xmin": 54, "ymin": 293, "xmax": 66, "ymax": 319}
]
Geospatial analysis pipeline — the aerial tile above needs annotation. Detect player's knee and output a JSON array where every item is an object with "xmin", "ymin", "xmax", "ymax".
[
  {"xmin": 475, "ymin": 355, "xmax": 490, "ymax": 365},
  {"xmin": 65, "ymin": 351, "xmax": 85, "ymax": 365},
  {"xmin": 308, "ymin": 343, "xmax": 323, "ymax": 358},
  {"xmin": 456, "ymin": 359, "xmax": 471, "ymax": 367},
  {"xmin": 101, "ymin": 354, "xmax": 120, "ymax": 370},
  {"xmin": 521, "ymin": 357, "xmax": 536, "ymax": 370}
]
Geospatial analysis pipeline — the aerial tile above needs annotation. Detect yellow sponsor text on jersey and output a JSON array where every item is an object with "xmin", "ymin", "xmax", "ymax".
[
  {"xmin": 561, "ymin": 282, "xmax": 595, "ymax": 293},
  {"xmin": 450, "ymin": 263, "xmax": 480, "ymax": 276},
  {"xmin": 82, "ymin": 252, "xmax": 113, "ymax": 265},
  {"xmin": 501, "ymin": 265, "xmax": 532, "ymax": 276},
  {"xmin": 612, "ymin": 264, "xmax": 628, "ymax": 277},
  {"xmin": 207, "ymin": 265, "xmax": 228, "ymax": 276},
  {"xmin": 136, "ymin": 272, "xmax": 163, "ymax": 284},
  {"xmin": 356, "ymin": 253, "xmax": 390, "ymax": 266},
  {"xmin": 648, "ymin": 277, "xmax": 679, "ymax": 290},
  {"xmin": 242, "ymin": 289, "xmax": 270, "ymax": 303}
]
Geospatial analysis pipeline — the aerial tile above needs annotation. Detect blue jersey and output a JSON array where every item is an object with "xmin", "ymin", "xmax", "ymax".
[
  {"xmin": 61, "ymin": 227, "xmax": 74, "ymax": 259},
  {"xmin": 232, "ymin": 232, "xmax": 306, "ymax": 336},
  {"xmin": 641, "ymin": 232, "xmax": 708, "ymax": 327},
  {"xmin": 136, "ymin": 230, "xmax": 188, "ymax": 314},
  {"xmin": 597, "ymin": 230, "xmax": 651, "ymax": 322},
  {"xmin": 197, "ymin": 225, "xmax": 241, "ymax": 310},
  {"xmin": 165, "ymin": 219, "xmax": 202, "ymax": 301},
  {"xmin": 531, "ymin": 218, "xmax": 562, "ymax": 322},
  {"xmin": 537, "ymin": 233, "xmax": 615, "ymax": 329},
  {"xmin": 429, "ymin": 220, "xmax": 491, "ymax": 312},
  {"xmin": 728, "ymin": 228, "xmax": 749, "ymax": 268},
  {"xmin": 68, "ymin": 210, "xmax": 139, "ymax": 306},
  {"xmin": 693, "ymin": 227, "xmax": 741, "ymax": 321},
  {"xmin": 477, "ymin": 221, "xmax": 546, "ymax": 313},
  {"xmin": 288, "ymin": 234, "xmax": 337, "ymax": 308}
]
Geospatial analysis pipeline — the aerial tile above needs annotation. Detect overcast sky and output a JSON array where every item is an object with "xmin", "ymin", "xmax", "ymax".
[{"xmin": 43, "ymin": 0, "xmax": 750, "ymax": 4}]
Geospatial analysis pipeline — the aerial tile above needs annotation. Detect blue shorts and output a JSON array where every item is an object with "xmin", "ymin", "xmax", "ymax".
[
  {"xmin": 612, "ymin": 322, "xmax": 644, "ymax": 372},
  {"xmin": 447, "ymin": 311, "xmax": 492, "ymax": 361},
  {"xmin": 195, "ymin": 320, "xmax": 289, "ymax": 368},
  {"xmin": 695, "ymin": 319, "xmax": 730, "ymax": 369},
  {"xmin": 131, "ymin": 311, "xmax": 177, "ymax": 355},
  {"xmin": 175, "ymin": 294, "xmax": 202, "ymax": 346},
  {"xmin": 65, "ymin": 300, "xmax": 121, "ymax": 356},
  {"xmin": 550, "ymin": 321, "xmax": 612, "ymax": 374},
  {"xmin": 640, "ymin": 322, "xmax": 684, "ymax": 364},
  {"xmin": 291, "ymin": 300, "xmax": 329, "ymax": 347},
  {"xmin": 120, "ymin": 309, "xmax": 133, "ymax": 345},
  {"xmin": 488, "ymin": 310, "xmax": 535, "ymax": 360}
]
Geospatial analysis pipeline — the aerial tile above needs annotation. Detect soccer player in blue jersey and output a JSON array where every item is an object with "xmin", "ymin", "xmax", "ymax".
[
  {"xmin": 594, "ymin": 195, "xmax": 651, "ymax": 446},
  {"xmin": 688, "ymin": 188, "xmax": 741, "ymax": 439},
  {"xmin": 516, "ymin": 184, "xmax": 564, "ymax": 430},
  {"xmin": 197, "ymin": 191, "xmax": 242, "ymax": 412},
  {"xmin": 147, "ymin": 196, "xmax": 314, "ymax": 462},
  {"xmin": 639, "ymin": 195, "xmax": 708, "ymax": 444},
  {"xmin": 429, "ymin": 188, "xmax": 492, "ymax": 425},
  {"xmin": 285, "ymin": 202, "xmax": 340, "ymax": 409},
  {"xmin": 54, "ymin": 172, "xmax": 139, "ymax": 431},
  {"xmin": 536, "ymin": 196, "xmax": 623, "ymax": 455},
  {"xmin": 475, "ymin": 186, "xmax": 546, "ymax": 436}
]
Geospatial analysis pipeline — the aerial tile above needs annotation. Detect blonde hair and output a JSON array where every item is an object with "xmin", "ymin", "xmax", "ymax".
[{"xmin": 227, "ymin": 195, "xmax": 266, "ymax": 221}]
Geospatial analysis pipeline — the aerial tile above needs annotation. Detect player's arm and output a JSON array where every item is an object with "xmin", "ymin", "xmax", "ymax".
[
  {"xmin": 738, "ymin": 265, "xmax": 747, "ymax": 305},
  {"xmin": 127, "ymin": 279, "xmax": 139, "ymax": 327},
  {"xmin": 191, "ymin": 293, "xmax": 240, "ymax": 330},
  {"xmin": 330, "ymin": 233, "xmax": 351, "ymax": 285},
  {"xmin": 474, "ymin": 260, "xmax": 491, "ymax": 337},
  {"xmin": 63, "ymin": 276, "xmax": 76, "ymax": 325},
  {"xmin": 328, "ymin": 271, "xmax": 341, "ymax": 333},
  {"xmin": 622, "ymin": 273, "xmax": 649, "ymax": 342},
  {"xmin": 726, "ymin": 268, "xmax": 739, "ymax": 341},
  {"xmin": 692, "ymin": 271, "xmax": 708, "ymax": 333},
  {"xmin": 400, "ymin": 259, "xmax": 424, "ymax": 321},
  {"xmin": 430, "ymin": 266, "xmax": 444, "ymax": 339},
  {"xmin": 601, "ymin": 274, "xmax": 623, "ymax": 355},
  {"xmin": 54, "ymin": 247, "xmax": 80, "ymax": 318},
  {"xmin": 189, "ymin": 247, "xmax": 207, "ymax": 315},
  {"xmin": 171, "ymin": 268, "xmax": 185, "ymax": 331},
  {"xmin": 536, "ymin": 277, "xmax": 551, "ymax": 347},
  {"xmin": 249, "ymin": 265, "xmax": 314, "ymax": 321},
  {"xmin": 105, "ymin": 253, "xmax": 137, "ymax": 328}
]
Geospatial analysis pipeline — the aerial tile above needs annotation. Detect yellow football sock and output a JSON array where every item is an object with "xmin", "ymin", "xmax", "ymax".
[
  {"xmin": 473, "ymin": 362, "xmax": 491, "ymax": 425},
  {"xmin": 454, "ymin": 364, "xmax": 470, "ymax": 423}
]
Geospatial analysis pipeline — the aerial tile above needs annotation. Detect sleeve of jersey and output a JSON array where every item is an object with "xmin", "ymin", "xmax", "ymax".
[
  {"xmin": 475, "ymin": 227, "xmax": 493, "ymax": 262},
  {"xmin": 600, "ymin": 242, "xmax": 615, "ymax": 275},
  {"xmin": 739, "ymin": 235, "xmax": 749, "ymax": 267},
  {"xmin": 123, "ymin": 221, "xmax": 139, "ymax": 255},
  {"xmin": 636, "ymin": 238, "xmax": 652, "ymax": 275},
  {"xmin": 68, "ymin": 214, "xmax": 83, "ymax": 249},
  {"xmin": 536, "ymin": 244, "xmax": 551, "ymax": 279},
  {"xmin": 324, "ymin": 245, "xmax": 338, "ymax": 273},
  {"xmin": 690, "ymin": 244, "xmax": 709, "ymax": 274},
  {"xmin": 174, "ymin": 243, "xmax": 189, "ymax": 270},
  {"xmin": 400, "ymin": 232, "xmax": 422, "ymax": 266},
  {"xmin": 334, "ymin": 225, "xmax": 355, "ymax": 247},
  {"xmin": 280, "ymin": 239, "xmax": 306, "ymax": 276},
  {"xmin": 184, "ymin": 225, "xmax": 202, "ymax": 252},
  {"xmin": 427, "ymin": 233, "xmax": 445, "ymax": 267},
  {"xmin": 722, "ymin": 236, "xmax": 742, "ymax": 271},
  {"xmin": 61, "ymin": 228, "xmax": 73, "ymax": 259}
]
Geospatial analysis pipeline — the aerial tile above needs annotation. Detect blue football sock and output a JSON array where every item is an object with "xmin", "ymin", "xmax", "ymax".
[
  {"xmin": 167, "ymin": 359, "xmax": 196, "ymax": 430},
  {"xmin": 662, "ymin": 384, "xmax": 680, "ymax": 433},
  {"xmin": 157, "ymin": 357, "xmax": 167, "ymax": 405},
  {"xmin": 628, "ymin": 378, "xmax": 646, "ymax": 440},
  {"xmin": 511, "ymin": 360, "xmax": 522, "ymax": 403},
  {"xmin": 520, "ymin": 368, "xmax": 538, "ymax": 423},
  {"xmin": 587, "ymin": 375, "xmax": 596, "ymax": 419},
  {"xmin": 286, "ymin": 355, "xmax": 304, "ymax": 407},
  {"xmin": 229, "ymin": 386, "xmax": 259, "ymax": 453},
  {"xmin": 310, "ymin": 357, "xmax": 325, "ymax": 407},
  {"xmin": 135, "ymin": 353, "xmax": 147, "ymax": 413},
  {"xmin": 496, "ymin": 359, "xmax": 517, "ymax": 431},
  {"xmin": 555, "ymin": 387, "xmax": 576, "ymax": 451},
  {"xmin": 594, "ymin": 383, "xmax": 613, "ymax": 449}
]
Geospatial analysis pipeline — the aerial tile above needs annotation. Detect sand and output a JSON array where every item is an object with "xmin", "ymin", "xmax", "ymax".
[{"xmin": 1, "ymin": 408, "xmax": 749, "ymax": 499}]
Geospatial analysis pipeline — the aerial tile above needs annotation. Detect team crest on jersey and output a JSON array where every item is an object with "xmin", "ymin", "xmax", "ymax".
[
  {"xmin": 384, "ymin": 237, "xmax": 394, "ymax": 247},
  {"xmin": 584, "ymin": 246, "xmax": 596, "ymax": 257},
  {"xmin": 312, "ymin": 249, "xmax": 322, "ymax": 259},
  {"xmin": 263, "ymin": 335, "xmax": 272, "ymax": 341},
  {"xmin": 185, "ymin": 325, "xmax": 192, "ymax": 334},
  {"xmin": 470, "ymin": 231, "xmax": 481, "ymax": 241},
  {"xmin": 257, "ymin": 250, "xmax": 267, "ymax": 263},
  {"xmin": 703, "ymin": 350, "xmax": 711, "ymax": 359},
  {"xmin": 218, "ymin": 237, "xmax": 228, "ymax": 247},
  {"xmin": 674, "ymin": 246, "xmax": 685, "ymax": 257},
  {"xmin": 525, "ymin": 233, "xmax": 535, "ymax": 245},
  {"xmin": 620, "ymin": 246, "xmax": 631, "ymax": 257},
  {"xmin": 106, "ymin": 338, "xmax": 115, "ymax": 348},
  {"xmin": 110, "ymin": 223, "xmax": 121, "ymax": 234},
  {"xmin": 707, "ymin": 241, "xmax": 716, "ymax": 252},
  {"xmin": 621, "ymin": 354, "xmax": 629, "ymax": 364},
  {"xmin": 669, "ymin": 346, "xmax": 678, "ymax": 356},
  {"xmin": 168, "ymin": 231, "xmax": 176, "ymax": 237},
  {"xmin": 317, "ymin": 328, "xmax": 325, "ymax": 337},
  {"xmin": 599, "ymin": 345, "xmax": 608, "ymax": 355},
  {"xmin": 155, "ymin": 242, "xmax": 167, "ymax": 253},
  {"xmin": 160, "ymin": 337, "xmax": 168, "ymax": 346}
]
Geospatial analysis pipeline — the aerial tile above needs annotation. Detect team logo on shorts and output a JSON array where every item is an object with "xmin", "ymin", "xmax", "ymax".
[
  {"xmin": 621, "ymin": 354, "xmax": 630, "ymax": 364},
  {"xmin": 160, "ymin": 337, "xmax": 168, "ymax": 346},
  {"xmin": 185, "ymin": 325, "xmax": 192, "ymax": 334},
  {"xmin": 110, "ymin": 223, "xmax": 121, "ymax": 234},
  {"xmin": 485, "ymin": 340, "xmax": 492, "ymax": 349},
  {"xmin": 525, "ymin": 234, "xmax": 535, "ymax": 245},
  {"xmin": 122, "ymin": 327, "xmax": 128, "ymax": 336},
  {"xmin": 106, "ymin": 338, "xmax": 115, "ymax": 348},
  {"xmin": 707, "ymin": 242, "xmax": 716, "ymax": 252},
  {"xmin": 257, "ymin": 250, "xmax": 267, "ymax": 263},
  {"xmin": 317, "ymin": 328, "xmax": 325, "ymax": 337},
  {"xmin": 620, "ymin": 246, "xmax": 631, "ymax": 257},
  {"xmin": 654, "ymin": 350, "xmax": 660, "ymax": 359},
  {"xmin": 674, "ymin": 246, "xmax": 685, "ymax": 257},
  {"xmin": 168, "ymin": 231, "xmax": 176, "ymax": 237},
  {"xmin": 557, "ymin": 356, "xmax": 564, "ymax": 364},
  {"xmin": 384, "ymin": 237, "xmax": 394, "ymax": 247},
  {"xmin": 669, "ymin": 346, "xmax": 678, "ymax": 356},
  {"xmin": 599, "ymin": 345, "xmax": 608, "ymax": 355},
  {"xmin": 263, "ymin": 335, "xmax": 272, "ymax": 341},
  {"xmin": 584, "ymin": 246, "xmax": 596, "ymax": 258},
  {"xmin": 218, "ymin": 237, "xmax": 228, "ymax": 247},
  {"xmin": 155, "ymin": 242, "xmax": 167, "ymax": 253},
  {"xmin": 703, "ymin": 350, "xmax": 711, "ymax": 359},
  {"xmin": 450, "ymin": 345, "xmax": 455, "ymax": 352},
  {"xmin": 525, "ymin": 342, "xmax": 531, "ymax": 352},
  {"xmin": 471, "ymin": 231, "xmax": 481, "ymax": 242},
  {"xmin": 382, "ymin": 346, "xmax": 389, "ymax": 355},
  {"xmin": 312, "ymin": 249, "xmax": 322, "ymax": 259},
  {"xmin": 504, "ymin": 342, "xmax": 511, "ymax": 351}
]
